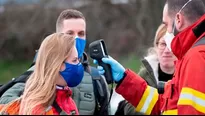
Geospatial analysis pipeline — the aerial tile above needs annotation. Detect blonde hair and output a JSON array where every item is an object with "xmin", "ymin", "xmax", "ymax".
[
  {"xmin": 19, "ymin": 33, "xmax": 75, "ymax": 114},
  {"xmin": 146, "ymin": 23, "xmax": 167, "ymax": 56}
]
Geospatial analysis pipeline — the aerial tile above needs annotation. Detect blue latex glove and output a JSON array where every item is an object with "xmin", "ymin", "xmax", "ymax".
[{"xmin": 93, "ymin": 56, "xmax": 125, "ymax": 82}]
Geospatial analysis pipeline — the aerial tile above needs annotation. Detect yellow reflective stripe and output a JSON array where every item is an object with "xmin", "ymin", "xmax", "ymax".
[
  {"xmin": 162, "ymin": 109, "xmax": 177, "ymax": 115},
  {"xmin": 146, "ymin": 88, "xmax": 158, "ymax": 114},
  {"xmin": 136, "ymin": 86, "xmax": 150, "ymax": 112},
  {"xmin": 181, "ymin": 87, "xmax": 205, "ymax": 100},
  {"xmin": 178, "ymin": 87, "xmax": 205, "ymax": 113},
  {"xmin": 135, "ymin": 86, "xmax": 159, "ymax": 115},
  {"xmin": 178, "ymin": 99, "xmax": 205, "ymax": 113}
]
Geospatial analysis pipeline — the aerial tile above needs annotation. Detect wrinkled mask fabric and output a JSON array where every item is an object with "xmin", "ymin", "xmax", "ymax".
[
  {"xmin": 60, "ymin": 62, "xmax": 84, "ymax": 87},
  {"xmin": 75, "ymin": 37, "xmax": 86, "ymax": 58}
]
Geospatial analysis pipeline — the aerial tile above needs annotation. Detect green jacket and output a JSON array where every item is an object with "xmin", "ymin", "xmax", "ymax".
[{"xmin": 121, "ymin": 55, "xmax": 159, "ymax": 115}]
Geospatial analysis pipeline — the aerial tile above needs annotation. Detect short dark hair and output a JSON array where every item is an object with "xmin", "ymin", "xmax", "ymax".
[
  {"xmin": 56, "ymin": 9, "xmax": 85, "ymax": 32},
  {"xmin": 166, "ymin": 0, "xmax": 205, "ymax": 23}
]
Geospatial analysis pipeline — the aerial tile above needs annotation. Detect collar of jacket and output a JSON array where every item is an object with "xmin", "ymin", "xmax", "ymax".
[
  {"xmin": 143, "ymin": 55, "xmax": 159, "ymax": 84},
  {"xmin": 171, "ymin": 14, "xmax": 205, "ymax": 60},
  {"xmin": 56, "ymin": 86, "xmax": 72, "ymax": 97}
]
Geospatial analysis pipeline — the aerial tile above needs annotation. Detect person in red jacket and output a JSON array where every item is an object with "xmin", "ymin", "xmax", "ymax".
[
  {"xmin": 0, "ymin": 33, "xmax": 83, "ymax": 115},
  {"xmin": 94, "ymin": 0, "xmax": 205, "ymax": 115}
]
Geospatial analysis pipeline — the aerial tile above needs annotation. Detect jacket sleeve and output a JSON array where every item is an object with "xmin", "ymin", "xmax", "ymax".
[
  {"xmin": 0, "ymin": 83, "xmax": 25, "ymax": 104},
  {"xmin": 122, "ymin": 100, "xmax": 145, "ymax": 115},
  {"xmin": 177, "ymin": 50, "xmax": 205, "ymax": 114},
  {"xmin": 116, "ymin": 69, "xmax": 162, "ymax": 115},
  {"xmin": 121, "ymin": 67, "xmax": 158, "ymax": 115}
]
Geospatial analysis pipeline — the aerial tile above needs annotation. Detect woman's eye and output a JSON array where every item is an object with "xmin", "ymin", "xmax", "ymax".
[
  {"xmin": 162, "ymin": 43, "xmax": 166, "ymax": 46},
  {"xmin": 72, "ymin": 58, "xmax": 79, "ymax": 63}
]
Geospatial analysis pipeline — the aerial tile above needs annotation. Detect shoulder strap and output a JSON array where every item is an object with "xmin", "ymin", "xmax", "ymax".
[
  {"xmin": 52, "ymin": 99, "xmax": 69, "ymax": 115},
  {"xmin": 87, "ymin": 66, "xmax": 111, "ymax": 115},
  {"xmin": 52, "ymin": 100, "xmax": 62, "ymax": 114},
  {"xmin": 0, "ymin": 70, "xmax": 33, "ymax": 97},
  {"xmin": 192, "ymin": 36, "xmax": 205, "ymax": 48},
  {"xmin": 14, "ymin": 70, "xmax": 33, "ymax": 83},
  {"xmin": 89, "ymin": 67, "xmax": 104, "ymax": 97}
]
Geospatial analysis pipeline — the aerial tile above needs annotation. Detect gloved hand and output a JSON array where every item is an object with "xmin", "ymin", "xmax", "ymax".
[{"xmin": 93, "ymin": 56, "xmax": 125, "ymax": 82}]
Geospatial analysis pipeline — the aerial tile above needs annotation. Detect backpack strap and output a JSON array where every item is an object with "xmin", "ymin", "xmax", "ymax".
[
  {"xmin": 14, "ymin": 70, "xmax": 33, "ymax": 83},
  {"xmin": 80, "ymin": 53, "xmax": 110, "ymax": 115},
  {"xmin": 52, "ymin": 99, "xmax": 68, "ymax": 115},
  {"xmin": 30, "ymin": 50, "xmax": 38, "ymax": 68},
  {"xmin": 192, "ymin": 36, "xmax": 205, "ymax": 48},
  {"xmin": 89, "ymin": 66, "xmax": 111, "ymax": 115},
  {"xmin": 90, "ymin": 67, "xmax": 104, "ymax": 97},
  {"xmin": 88, "ymin": 66, "xmax": 104, "ymax": 114},
  {"xmin": 0, "ymin": 70, "xmax": 33, "ymax": 97},
  {"xmin": 52, "ymin": 100, "xmax": 62, "ymax": 114}
]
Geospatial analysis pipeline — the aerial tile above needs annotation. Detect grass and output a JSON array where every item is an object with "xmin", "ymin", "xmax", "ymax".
[
  {"xmin": 0, "ymin": 55, "xmax": 142, "ymax": 86},
  {"xmin": 120, "ymin": 55, "xmax": 142, "ymax": 73},
  {"xmin": 0, "ymin": 60, "xmax": 32, "ymax": 84}
]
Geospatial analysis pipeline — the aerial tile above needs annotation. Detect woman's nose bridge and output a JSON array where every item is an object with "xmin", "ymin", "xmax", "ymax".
[{"xmin": 163, "ymin": 46, "xmax": 171, "ymax": 53}]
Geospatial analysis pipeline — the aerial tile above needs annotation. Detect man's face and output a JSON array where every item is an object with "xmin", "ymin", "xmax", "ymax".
[
  {"xmin": 61, "ymin": 18, "xmax": 86, "ymax": 39},
  {"xmin": 162, "ymin": 4, "xmax": 174, "ymax": 33}
]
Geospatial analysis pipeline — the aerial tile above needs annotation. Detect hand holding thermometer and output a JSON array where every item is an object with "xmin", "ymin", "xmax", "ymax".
[{"xmin": 89, "ymin": 39, "xmax": 113, "ymax": 84}]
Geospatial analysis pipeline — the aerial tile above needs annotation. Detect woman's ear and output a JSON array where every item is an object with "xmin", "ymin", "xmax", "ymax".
[{"xmin": 60, "ymin": 62, "xmax": 65, "ymax": 71}]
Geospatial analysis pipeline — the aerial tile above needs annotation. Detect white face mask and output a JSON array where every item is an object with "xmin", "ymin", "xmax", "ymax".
[{"xmin": 164, "ymin": 31, "xmax": 175, "ymax": 52}]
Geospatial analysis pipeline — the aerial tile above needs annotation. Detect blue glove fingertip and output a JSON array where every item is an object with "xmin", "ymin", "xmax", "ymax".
[
  {"xmin": 93, "ymin": 59, "xmax": 98, "ymax": 64},
  {"xmin": 99, "ymin": 70, "xmax": 105, "ymax": 75},
  {"xmin": 97, "ymin": 66, "xmax": 104, "ymax": 70},
  {"xmin": 102, "ymin": 57, "xmax": 110, "ymax": 64}
]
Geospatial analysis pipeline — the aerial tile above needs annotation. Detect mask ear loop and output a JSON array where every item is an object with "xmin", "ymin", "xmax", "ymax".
[
  {"xmin": 178, "ymin": 0, "xmax": 192, "ymax": 13},
  {"xmin": 172, "ymin": 0, "xmax": 193, "ymax": 35},
  {"xmin": 172, "ymin": 20, "xmax": 176, "ymax": 34}
]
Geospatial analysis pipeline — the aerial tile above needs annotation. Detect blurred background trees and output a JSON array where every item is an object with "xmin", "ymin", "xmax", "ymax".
[
  {"xmin": 0, "ymin": 0, "xmax": 166, "ymax": 60},
  {"xmin": 0, "ymin": 0, "xmax": 177, "ymax": 83}
]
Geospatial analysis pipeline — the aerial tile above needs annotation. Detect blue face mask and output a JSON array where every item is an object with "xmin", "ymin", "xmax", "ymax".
[
  {"xmin": 60, "ymin": 62, "xmax": 84, "ymax": 87},
  {"xmin": 75, "ymin": 37, "xmax": 86, "ymax": 58}
]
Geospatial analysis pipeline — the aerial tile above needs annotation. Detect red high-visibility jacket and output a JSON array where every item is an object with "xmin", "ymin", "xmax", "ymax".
[
  {"xmin": 0, "ymin": 87, "xmax": 79, "ymax": 115},
  {"xmin": 116, "ymin": 14, "xmax": 205, "ymax": 115}
]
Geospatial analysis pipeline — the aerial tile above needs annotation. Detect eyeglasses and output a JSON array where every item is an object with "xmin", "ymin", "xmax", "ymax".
[{"xmin": 157, "ymin": 42, "xmax": 167, "ymax": 50}]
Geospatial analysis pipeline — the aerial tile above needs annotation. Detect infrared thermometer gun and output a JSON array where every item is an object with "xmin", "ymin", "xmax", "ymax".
[{"xmin": 89, "ymin": 39, "xmax": 113, "ymax": 84}]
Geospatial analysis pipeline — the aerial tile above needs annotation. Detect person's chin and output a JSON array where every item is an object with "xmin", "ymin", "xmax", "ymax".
[{"xmin": 162, "ymin": 63, "xmax": 174, "ymax": 68}]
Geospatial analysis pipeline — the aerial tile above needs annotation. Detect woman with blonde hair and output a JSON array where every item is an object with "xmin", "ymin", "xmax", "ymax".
[
  {"xmin": 115, "ymin": 23, "xmax": 177, "ymax": 115},
  {"xmin": 139, "ymin": 23, "xmax": 176, "ymax": 86},
  {"xmin": 0, "ymin": 33, "xmax": 84, "ymax": 115}
]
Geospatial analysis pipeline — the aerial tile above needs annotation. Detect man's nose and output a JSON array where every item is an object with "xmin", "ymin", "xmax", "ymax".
[{"xmin": 73, "ymin": 33, "xmax": 78, "ymax": 38}]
